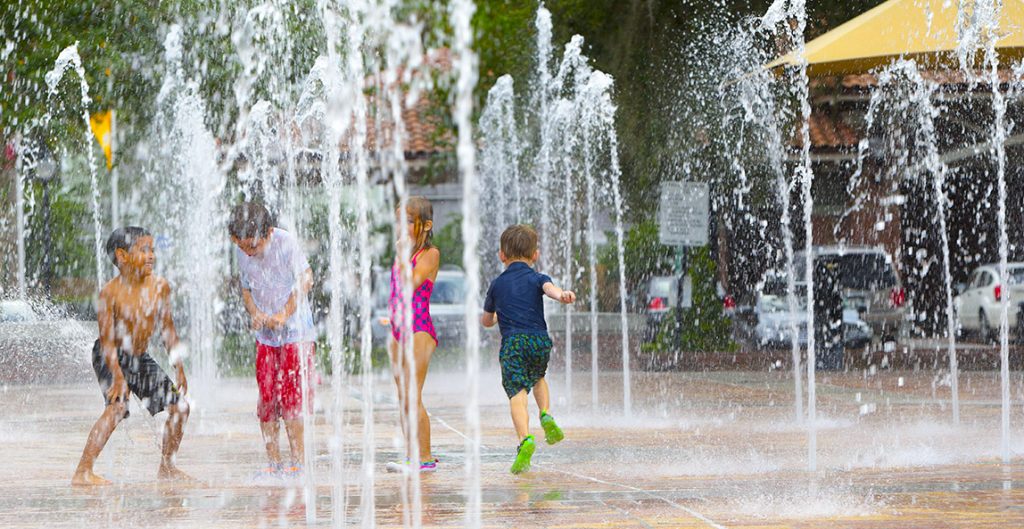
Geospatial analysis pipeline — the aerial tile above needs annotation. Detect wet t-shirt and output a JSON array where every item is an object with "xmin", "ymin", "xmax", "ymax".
[
  {"xmin": 483, "ymin": 262, "xmax": 552, "ymax": 339},
  {"xmin": 235, "ymin": 228, "xmax": 315, "ymax": 347}
]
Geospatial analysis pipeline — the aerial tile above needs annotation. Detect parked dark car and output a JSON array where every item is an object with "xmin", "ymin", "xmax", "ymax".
[{"xmin": 795, "ymin": 246, "xmax": 905, "ymax": 344}]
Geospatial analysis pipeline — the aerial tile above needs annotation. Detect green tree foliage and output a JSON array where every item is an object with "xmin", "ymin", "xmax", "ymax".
[
  {"xmin": 1, "ymin": 0, "xmax": 327, "ymax": 143},
  {"xmin": 431, "ymin": 214, "xmax": 465, "ymax": 268},
  {"xmin": 1, "ymin": 0, "xmax": 891, "ymax": 298},
  {"xmin": 24, "ymin": 181, "xmax": 93, "ymax": 282},
  {"xmin": 471, "ymin": 0, "xmax": 539, "ymax": 100},
  {"xmin": 1, "ymin": 0, "xmax": 169, "ymax": 145},
  {"xmin": 468, "ymin": 0, "xmax": 887, "ymax": 220},
  {"xmin": 598, "ymin": 219, "xmax": 674, "ymax": 306},
  {"xmin": 621, "ymin": 220, "xmax": 674, "ymax": 292}
]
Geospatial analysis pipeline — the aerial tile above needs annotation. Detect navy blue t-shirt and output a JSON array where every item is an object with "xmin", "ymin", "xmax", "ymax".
[{"xmin": 483, "ymin": 262, "xmax": 553, "ymax": 339}]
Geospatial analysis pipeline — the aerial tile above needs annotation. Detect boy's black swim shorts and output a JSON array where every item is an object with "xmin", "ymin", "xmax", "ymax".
[{"xmin": 91, "ymin": 340, "xmax": 180, "ymax": 418}]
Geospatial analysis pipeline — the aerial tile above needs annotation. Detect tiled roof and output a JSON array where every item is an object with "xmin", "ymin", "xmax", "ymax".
[
  {"xmin": 800, "ymin": 68, "xmax": 1021, "ymax": 149},
  {"xmin": 345, "ymin": 48, "xmax": 454, "ymax": 158},
  {"xmin": 795, "ymin": 113, "xmax": 860, "ymax": 149},
  {"xmin": 811, "ymin": 69, "xmax": 1020, "ymax": 90},
  {"xmin": 350, "ymin": 93, "xmax": 452, "ymax": 158}
]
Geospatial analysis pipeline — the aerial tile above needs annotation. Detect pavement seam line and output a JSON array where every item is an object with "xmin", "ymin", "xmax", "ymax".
[{"xmin": 429, "ymin": 412, "xmax": 730, "ymax": 529}]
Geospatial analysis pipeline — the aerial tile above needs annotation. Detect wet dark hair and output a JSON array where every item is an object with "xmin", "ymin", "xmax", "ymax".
[
  {"xmin": 105, "ymin": 227, "xmax": 151, "ymax": 265},
  {"xmin": 500, "ymin": 224, "xmax": 538, "ymax": 261},
  {"xmin": 228, "ymin": 202, "xmax": 274, "ymax": 239}
]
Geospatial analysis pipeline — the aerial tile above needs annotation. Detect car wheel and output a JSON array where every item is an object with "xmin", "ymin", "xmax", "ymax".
[{"xmin": 979, "ymin": 310, "xmax": 993, "ymax": 344}]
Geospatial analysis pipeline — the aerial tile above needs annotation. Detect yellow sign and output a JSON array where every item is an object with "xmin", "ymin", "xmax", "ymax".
[{"xmin": 89, "ymin": 110, "xmax": 113, "ymax": 170}]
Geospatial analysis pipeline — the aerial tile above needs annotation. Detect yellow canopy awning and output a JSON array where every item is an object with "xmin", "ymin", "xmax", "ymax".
[{"xmin": 768, "ymin": 0, "xmax": 1024, "ymax": 76}]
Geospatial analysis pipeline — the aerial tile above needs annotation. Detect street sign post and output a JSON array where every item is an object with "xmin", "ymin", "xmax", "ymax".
[
  {"xmin": 658, "ymin": 181, "xmax": 710, "ymax": 310},
  {"xmin": 658, "ymin": 181, "xmax": 710, "ymax": 247}
]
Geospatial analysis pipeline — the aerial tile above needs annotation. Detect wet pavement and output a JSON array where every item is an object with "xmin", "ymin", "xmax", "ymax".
[{"xmin": 1, "ymin": 366, "xmax": 1022, "ymax": 528}]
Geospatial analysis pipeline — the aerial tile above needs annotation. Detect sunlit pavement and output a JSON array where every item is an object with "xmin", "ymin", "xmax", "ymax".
[{"xmin": 1, "ymin": 365, "xmax": 1022, "ymax": 528}]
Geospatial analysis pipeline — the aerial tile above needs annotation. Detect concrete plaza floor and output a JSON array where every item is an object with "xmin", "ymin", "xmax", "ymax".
[{"xmin": 1, "ymin": 365, "xmax": 1023, "ymax": 528}]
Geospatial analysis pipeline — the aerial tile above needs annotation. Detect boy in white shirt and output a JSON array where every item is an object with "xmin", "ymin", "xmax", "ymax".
[{"xmin": 229, "ymin": 202, "xmax": 315, "ymax": 476}]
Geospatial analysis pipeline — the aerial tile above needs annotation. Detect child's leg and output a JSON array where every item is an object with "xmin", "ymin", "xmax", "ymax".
[
  {"xmin": 284, "ymin": 420, "xmax": 304, "ymax": 464},
  {"xmin": 261, "ymin": 421, "xmax": 282, "ymax": 464},
  {"xmin": 72, "ymin": 400, "xmax": 127, "ymax": 485},
  {"xmin": 509, "ymin": 389, "xmax": 530, "ymax": 440},
  {"xmin": 531, "ymin": 340, "xmax": 563, "ymax": 445},
  {"xmin": 159, "ymin": 402, "xmax": 191, "ymax": 479},
  {"xmin": 410, "ymin": 332, "xmax": 436, "ymax": 462},
  {"xmin": 256, "ymin": 343, "xmax": 282, "ymax": 466},
  {"xmin": 388, "ymin": 337, "xmax": 410, "ymax": 442},
  {"xmin": 280, "ymin": 343, "xmax": 315, "ymax": 467},
  {"xmin": 532, "ymin": 377, "xmax": 550, "ymax": 413}
]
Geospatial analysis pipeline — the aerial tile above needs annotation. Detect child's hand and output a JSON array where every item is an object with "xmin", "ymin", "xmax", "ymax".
[
  {"xmin": 251, "ymin": 313, "xmax": 267, "ymax": 330},
  {"xmin": 107, "ymin": 372, "xmax": 128, "ymax": 403},
  {"xmin": 266, "ymin": 313, "xmax": 288, "ymax": 330},
  {"xmin": 560, "ymin": 290, "xmax": 576, "ymax": 304}
]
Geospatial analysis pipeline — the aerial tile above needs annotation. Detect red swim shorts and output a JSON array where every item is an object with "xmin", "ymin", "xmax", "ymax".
[{"xmin": 256, "ymin": 342, "xmax": 316, "ymax": 422}]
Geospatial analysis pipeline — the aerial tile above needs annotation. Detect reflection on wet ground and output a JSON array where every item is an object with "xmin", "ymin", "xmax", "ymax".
[{"xmin": 0, "ymin": 368, "xmax": 1021, "ymax": 528}]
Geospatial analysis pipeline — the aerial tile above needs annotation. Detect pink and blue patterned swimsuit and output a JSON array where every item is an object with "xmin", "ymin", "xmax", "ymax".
[{"xmin": 389, "ymin": 248, "xmax": 438, "ymax": 345}]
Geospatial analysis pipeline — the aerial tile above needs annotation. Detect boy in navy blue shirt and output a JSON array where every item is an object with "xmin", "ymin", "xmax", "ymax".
[{"xmin": 481, "ymin": 224, "xmax": 575, "ymax": 474}]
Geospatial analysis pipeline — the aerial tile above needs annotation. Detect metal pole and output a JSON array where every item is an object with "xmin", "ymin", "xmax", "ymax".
[
  {"xmin": 110, "ymin": 109, "xmax": 119, "ymax": 227},
  {"xmin": 42, "ymin": 181, "xmax": 52, "ymax": 296},
  {"xmin": 14, "ymin": 139, "xmax": 26, "ymax": 299},
  {"xmin": 675, "ymin": 247, "xmax": 689, "ymax": 339}
]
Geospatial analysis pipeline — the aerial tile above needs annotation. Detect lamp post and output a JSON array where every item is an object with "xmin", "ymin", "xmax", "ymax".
[{"xmin": 26, "ymin": 141, "xmax": 58, "ymax": 296}]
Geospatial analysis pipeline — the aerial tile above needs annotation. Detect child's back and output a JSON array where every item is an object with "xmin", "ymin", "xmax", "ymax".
[
  {"xmin": 484, "ymin": 261, "xmax": 552, "ymax": 339},
  {"xmin": 481, "ymin": 224, "xmax": 572, "ymax": 475}
]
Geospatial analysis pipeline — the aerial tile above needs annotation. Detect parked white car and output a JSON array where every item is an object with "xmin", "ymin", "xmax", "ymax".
[
  {"xmin": 955, "ymin": 263, "xmax": 1024, "ymax": 341},
  {"xmin": 0, "ymin": 299, "xmax": 95, "ymax": 383},
  {"xmin": 751, "ymin": 293, "xmax": 872, "ymax": 350}
]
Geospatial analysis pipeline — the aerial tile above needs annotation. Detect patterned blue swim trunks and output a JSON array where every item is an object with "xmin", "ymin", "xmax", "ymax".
[{"xmin": 499, "ymin": 334, "xmax": 553, "ymax": 399}]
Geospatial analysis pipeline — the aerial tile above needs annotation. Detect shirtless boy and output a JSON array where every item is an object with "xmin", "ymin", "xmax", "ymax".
[{"xmin": 71, "ymin": 227, "xmax": 191, "ymax": 486}]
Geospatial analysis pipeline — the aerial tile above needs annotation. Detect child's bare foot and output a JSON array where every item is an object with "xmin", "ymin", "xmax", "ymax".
[
  {"xmin": 71, "ymin": 469, "xmax": 112, "ymax": 486},
  {"xmin": 157, "ymin": 465, "xmax": 195, "ymax": 482}
]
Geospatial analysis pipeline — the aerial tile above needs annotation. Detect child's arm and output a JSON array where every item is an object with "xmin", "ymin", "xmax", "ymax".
[
  {"xmin": 396, "ymin": 247, "xmax": 440, "ymax": 290},
  {"xmin": 241, "ymin": 288, "xmax": 267, "ymax": 330},
  {"xmin": 97, "ymin": 289, "xmax": 127, "ymax": 402},
  {"xmin": 409, "ymin": 247, "xmax": 440, "ymax": 289},
  {"xmin": 268, "ymin": 267, "xmax": 313, "ymax": 329},
  {"xmin": 481, "ymin": 283, "xmax": 498, "ymax": 328},
  {"xmin": 158, "ymin": 279, "xmax": 188, "ymax": 395},
  {"xmin": 543, "ymin": 282, "xmax": 576, "ymax": 304}
]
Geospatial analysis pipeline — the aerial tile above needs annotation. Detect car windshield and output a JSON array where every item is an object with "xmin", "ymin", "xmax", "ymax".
[
  {"xmin": 0, "ymin": 301, "xmax": 38, "ymax": 322},
  {"xmin": 648, "ymin": 277, "xmax": 674, "ymax": 297},
  {"xmin": 1008, "ymin": 268, "xmax": 1024, "ymax": 284},
  {"xmin": 795, "ymin": 252, "xmax": 897, "ymax": 291},
  {"xmin": 373, "ymin": 272, "xmax": 466, "ymax": 307},
  {"xmin": 430, "ymin": 275, "xmax": 466, "ymax": 305}
]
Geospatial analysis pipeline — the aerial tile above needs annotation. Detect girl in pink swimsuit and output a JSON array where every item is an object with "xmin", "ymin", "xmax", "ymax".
[
  {"xmin": 386, "ymin": 196, "xmax": 441, "ymax": 474},
  {"xmin": 388, "ymin": 247, "xmax": 438, "ymax": 345}
]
